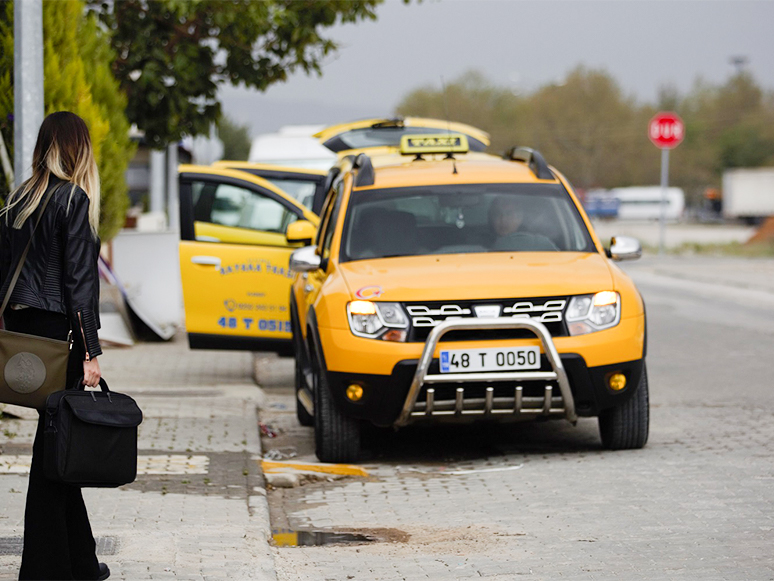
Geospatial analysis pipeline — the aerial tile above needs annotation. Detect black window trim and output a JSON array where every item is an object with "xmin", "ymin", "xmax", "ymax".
[
  {"xmin": 179, "ymin": 172, "xmax": 306, "ymax": 243},
  {"xmin": 318, "ymin": 180, "xmax": 346, "ymax": 271},
  {"xmin": 217, "ymin": 166, "xmax": 328, "ymax": 215}
]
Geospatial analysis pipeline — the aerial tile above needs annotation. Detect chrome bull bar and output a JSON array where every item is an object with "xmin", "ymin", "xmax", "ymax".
[{"xmin": 394, "ymin": 318, "xmax": 577, "ymax": 427}]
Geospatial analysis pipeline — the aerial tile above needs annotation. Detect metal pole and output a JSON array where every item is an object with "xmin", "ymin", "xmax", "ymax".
[
  {"xmin": 13, "ymin": 0, "xmax": 45, "ymax": 188},
  {"xmin": 149, "ymin": 149, "xmax": 166, "ymax": 215},
  {"xmin": 166, "ymin": 143, "xmax": 179, "ymax": 232},
  {"xmin": 658, "ymin": 147, "xmax": 669, "ymax": 255}
]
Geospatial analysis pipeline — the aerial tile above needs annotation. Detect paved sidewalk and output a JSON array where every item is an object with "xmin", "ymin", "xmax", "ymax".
[{"xmin": 0, "ymin": 336, "xmax": 276, "ymax": 581}]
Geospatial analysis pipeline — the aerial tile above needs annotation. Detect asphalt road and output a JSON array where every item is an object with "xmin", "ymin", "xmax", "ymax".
[{"xmin": 259, "ymin": 256, "xmax": 774, "ymax": 581}]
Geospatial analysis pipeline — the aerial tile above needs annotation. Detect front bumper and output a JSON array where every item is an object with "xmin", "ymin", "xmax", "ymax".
[
  {"xmin": 395, "ymin": 318, "xmax": 576, "ymax": 426},
  {"xmin": 322, "ymin": 317, "xmax": 644, "ymax": 428}
]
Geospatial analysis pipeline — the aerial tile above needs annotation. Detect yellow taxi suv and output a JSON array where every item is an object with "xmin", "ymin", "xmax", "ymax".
[
  {"xmin": 314, "ymin": 116, "xmax": 490, "ymax": 158},
  {"xmin": 289, "ymin": 134, "xmax": 648, "ymax": 463}
]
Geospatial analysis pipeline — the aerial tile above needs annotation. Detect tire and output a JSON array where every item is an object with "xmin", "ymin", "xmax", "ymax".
[
  {"xmin": 291, "ymin": 304, "xmax": 314, "ymax": 427},
  {"xmin": 312, "ymin": 342, "xmax": 361, "ymax": 463},
  {"xmin": 598, "ymin": 364, "xmax": 650, "ymax": 450}
]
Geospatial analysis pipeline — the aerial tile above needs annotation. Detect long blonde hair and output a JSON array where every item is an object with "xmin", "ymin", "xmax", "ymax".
[{"xmin": 2, "ymin": 111, "xmax": 100, "ymax": 237}]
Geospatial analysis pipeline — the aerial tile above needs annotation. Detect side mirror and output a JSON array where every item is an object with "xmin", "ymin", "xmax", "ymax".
[
  {"xmin": 607, "ymin": 236, "xmax": 642, "ymax": 261},
  {"xmin": 286, "ymin": 220, "xmax": 317, "ymax": 245},
  {"xmin": 289, "ymin": 245, "xmax": 321, "ymax": 273}
]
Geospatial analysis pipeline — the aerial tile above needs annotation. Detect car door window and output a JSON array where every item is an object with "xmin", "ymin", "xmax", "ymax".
[
  {"xmin": 262, "ymin": 178, "xmax": 317, "ymax": 209},
  {"xmin": 192, "ymin": 180, "xmax": 298, "ymax": 234},
  {"xmin": 320, "ymin": 182, "xmax": 345, "ymax": 263}
]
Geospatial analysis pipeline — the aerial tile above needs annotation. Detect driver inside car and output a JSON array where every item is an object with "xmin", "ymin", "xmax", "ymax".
[{"xmin": 489, "ymin": 195, "xmax": 558, "ymax": 251}]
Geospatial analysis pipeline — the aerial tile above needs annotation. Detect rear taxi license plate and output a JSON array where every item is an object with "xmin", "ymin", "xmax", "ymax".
[{"xmin": 440, "ymin": 346, "xmax": 540, "ymax": 373}]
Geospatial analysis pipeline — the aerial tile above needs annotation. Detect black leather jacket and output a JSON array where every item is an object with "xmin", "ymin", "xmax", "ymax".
[{"xmin": 0, "ymin": 177, "xmax": 102, "ymax": 359}]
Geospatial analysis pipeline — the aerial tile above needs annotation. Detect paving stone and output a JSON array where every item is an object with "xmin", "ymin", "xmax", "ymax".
[{"xmin": 0, "ymin": 335, "xmax": 276, "ymax": 581}]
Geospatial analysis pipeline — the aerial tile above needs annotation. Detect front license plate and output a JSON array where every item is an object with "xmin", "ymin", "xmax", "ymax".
[{"xmin": 439, "ymin": 346, "xmax": 540, "ymax": 373}]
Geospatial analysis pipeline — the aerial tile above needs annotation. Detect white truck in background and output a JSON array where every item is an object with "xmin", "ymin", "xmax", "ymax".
[{"xmin": 722, "ymin": 167, "xmax": 774, "ymax": 223}]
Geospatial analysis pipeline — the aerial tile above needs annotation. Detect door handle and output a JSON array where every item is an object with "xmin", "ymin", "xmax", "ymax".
[{"xmin": 191, "ymin": 256, "xmax": 221, "ymax": 268}]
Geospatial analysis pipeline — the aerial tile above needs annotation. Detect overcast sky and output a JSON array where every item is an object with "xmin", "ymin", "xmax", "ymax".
[{"xmin": 219, "ymin": 0, "xmax": 774, "ymax": 137}]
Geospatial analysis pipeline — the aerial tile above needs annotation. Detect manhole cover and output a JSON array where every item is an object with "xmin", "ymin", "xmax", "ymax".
[{"xmin": 0, "ymin": 536, "xmax": 118, "ymax": 556}]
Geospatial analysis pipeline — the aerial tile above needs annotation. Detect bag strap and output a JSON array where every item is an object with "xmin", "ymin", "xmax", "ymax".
[
  {"xmin": 70, "ymin": 377, "xmax": 110, "ymax": 392},
  {"xmin": 0, "ymin": 184, "xmax": 63, "ymax": 318}
]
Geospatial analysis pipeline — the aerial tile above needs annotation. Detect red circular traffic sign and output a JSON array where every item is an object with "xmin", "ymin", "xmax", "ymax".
[{"xmin": 648, "ymin": 112, "xmax": 685, "ymax": 149}]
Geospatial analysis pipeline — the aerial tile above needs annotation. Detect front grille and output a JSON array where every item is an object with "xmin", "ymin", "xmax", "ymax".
[{"xmin": 404, "ymin": 297, "xmax": 568, "ymax": 342}]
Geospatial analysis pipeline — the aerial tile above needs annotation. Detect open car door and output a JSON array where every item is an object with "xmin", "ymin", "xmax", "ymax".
[
  {"xmin": 178, "ymin": 165, "xmax": 318, "ymax": 352},
  {"xmin": 213, "ymin": 161, "xmax": 330, "ymax": 215}
]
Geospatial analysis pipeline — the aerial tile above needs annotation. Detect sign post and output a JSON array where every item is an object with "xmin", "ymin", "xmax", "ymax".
[{"xmin": 648, "ymin": 112, "xmax": 685, "ymax": 254}]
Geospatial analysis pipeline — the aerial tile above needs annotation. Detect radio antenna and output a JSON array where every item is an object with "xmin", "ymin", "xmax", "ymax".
[{"xmin": 441, "ymin": 76, "xmax": 458, "ymax": 174}]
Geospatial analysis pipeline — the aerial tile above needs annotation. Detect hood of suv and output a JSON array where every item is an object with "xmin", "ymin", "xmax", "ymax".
[{"xmin": 338, "ymin": 252, "xmax": 613, "ymax": 301}]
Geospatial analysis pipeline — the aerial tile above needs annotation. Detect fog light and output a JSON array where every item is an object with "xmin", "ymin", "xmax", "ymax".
[
  {"xmin": 346, "ymin": 384, "xmax": 364, "ymax": 402},
  {"xmin": 608, "ymin": 373, "xmax": 627, "ymax": 391},
  {"xmin": 381, "ymin": 329, "xmax": 407, "ymax": 342}
]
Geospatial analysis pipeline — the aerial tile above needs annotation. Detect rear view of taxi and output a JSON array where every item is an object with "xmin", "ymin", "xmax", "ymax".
[{"xmin": 290, "ymin": 135, "xmax": 647, "ymax": 462}]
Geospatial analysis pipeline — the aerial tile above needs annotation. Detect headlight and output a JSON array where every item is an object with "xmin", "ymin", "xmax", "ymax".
[
  {"xmin": 347, "ymin": 301, "xmax": 408, "ymax": 341},
  {"xmin": 566, "ymin": 292, "xmax": 620, "ymax": 336}
]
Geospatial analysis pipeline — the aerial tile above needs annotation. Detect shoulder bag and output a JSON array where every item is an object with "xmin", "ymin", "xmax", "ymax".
[
  {"xmin": 0, "ymin": 186, "xmax": 70, "ymax": 409},
  {"xmin": 44, "ymin": 377, "xmax": 143, "ymax": 487}
]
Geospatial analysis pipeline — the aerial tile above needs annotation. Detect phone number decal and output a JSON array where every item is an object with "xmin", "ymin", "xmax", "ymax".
[{"xmin": 217, "ymin": 317, "xmax": 291, "ymax": 333}]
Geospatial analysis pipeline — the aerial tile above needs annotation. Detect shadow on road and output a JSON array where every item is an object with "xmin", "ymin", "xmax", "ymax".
[{"xmin": 360, "ymin": 418, "xmax": 603, "ymax": 464}]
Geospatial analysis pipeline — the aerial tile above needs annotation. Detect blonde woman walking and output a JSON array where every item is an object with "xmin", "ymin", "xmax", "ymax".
[{"xmin": 0, "ymin": 112, "xmax": 108, "ymax": 580}]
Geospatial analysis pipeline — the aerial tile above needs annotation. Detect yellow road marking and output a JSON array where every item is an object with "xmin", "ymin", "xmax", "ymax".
[{"xmin": 260, "ymin": 459, "xmax": 369, "ymax": 477}]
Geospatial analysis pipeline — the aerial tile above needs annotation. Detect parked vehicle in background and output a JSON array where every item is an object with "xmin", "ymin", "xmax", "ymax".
[
  {"xmin": 583, "ymin": 189, "xmax": 620, "ymax": 219},
  {"xmin": 314, "ymin": 117, "xmax": 491, "ymax": 156},
  {"xmin": 610, "ymin": 186, "xmax": 685, "ymax": 221},
  {"xmin": 249, "ymin": 125, "xmax": 337, "ymax": 170},
  {"xmin": 722, "ymin": 168, "xmax": 774, "ymax": 224}
]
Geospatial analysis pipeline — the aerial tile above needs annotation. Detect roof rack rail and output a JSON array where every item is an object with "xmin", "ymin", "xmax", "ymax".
[
  {"xmin": 353, "ymin": 153, "xmax": 375, "ymax": 187},
  {"xmin": 371, "ymin": 118, "xmax": 404, "ymax": 129},
  {"xmin": 503, "ymin": 147, "xmax": 554, "ymax": 180}
]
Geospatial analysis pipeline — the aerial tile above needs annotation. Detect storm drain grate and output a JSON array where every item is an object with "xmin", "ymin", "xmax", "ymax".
[{"xmin": 0, "ymin": 536, "xmax": 119, "ymax": 556}]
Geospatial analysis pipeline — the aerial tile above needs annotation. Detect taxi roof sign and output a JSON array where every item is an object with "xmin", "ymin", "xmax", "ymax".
[{"xmin": 400, "ymin": 133, "xmax": 470, "ymax": 156}]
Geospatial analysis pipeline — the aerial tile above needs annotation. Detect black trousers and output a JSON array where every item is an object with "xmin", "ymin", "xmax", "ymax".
[{"xmin": 4, "ymin": 308, "xmax": 101, "ymax": 581}]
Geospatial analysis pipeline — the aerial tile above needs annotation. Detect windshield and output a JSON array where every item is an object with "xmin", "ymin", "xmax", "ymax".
[
  {"xmin": 340, "ymin": 184, "xmax": 595, "ymax": 261},
  {"xmin": 323, "ymin": 126, "xmax": 488, "ymax": 153}
]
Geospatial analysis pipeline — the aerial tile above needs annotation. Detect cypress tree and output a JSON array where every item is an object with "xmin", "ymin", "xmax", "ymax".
[{"xmin": 0, "ymin": 0, "xmax": 134, "ymax": 241}]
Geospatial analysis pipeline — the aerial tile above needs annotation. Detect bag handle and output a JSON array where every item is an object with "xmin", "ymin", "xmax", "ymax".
[
  {"xmin": 71, "ymin": 377, "xmax": 110, "ymax": 392},
  {"xmin": 0, "ymin": 184, "xmax": 64, "ymax": 318}
]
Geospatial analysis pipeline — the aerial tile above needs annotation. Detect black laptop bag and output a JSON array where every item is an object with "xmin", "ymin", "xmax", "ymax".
[{"xmin": 44, "ymin": 378, "xmax": 143, "ymax": 487}]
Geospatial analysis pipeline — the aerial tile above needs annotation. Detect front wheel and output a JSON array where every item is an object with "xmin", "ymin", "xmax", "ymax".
[
  {"xmin": 598, "ymin": 365, "xmax": 650, "ymax": 450},
  {"xmin": 312, "ymin": 346, "xmax": 361, "ymax": 463},
  {"xmin": 291, "ymin": 305, "xmax": 314, "ymax": 427}
]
